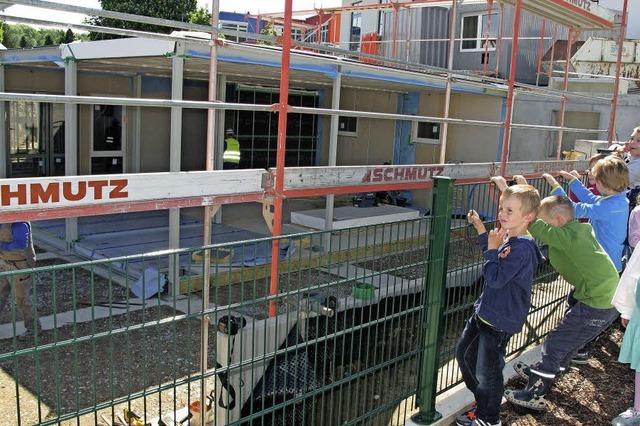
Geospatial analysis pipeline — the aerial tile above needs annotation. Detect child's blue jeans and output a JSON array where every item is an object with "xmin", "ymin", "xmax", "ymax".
[{"xmin": 455, "ymin": 314, "xmax": 513, "ymax": 423}]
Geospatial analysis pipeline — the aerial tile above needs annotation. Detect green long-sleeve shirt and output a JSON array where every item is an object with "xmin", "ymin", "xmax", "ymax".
[{"xmin": 528, "ymin": 219, "xmax": 618, "ymax": 309}]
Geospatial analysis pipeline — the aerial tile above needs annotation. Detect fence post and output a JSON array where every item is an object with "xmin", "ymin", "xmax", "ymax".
[{"xmin": 412, "ymin": 176, "xmax": 454, "ymax": 424}]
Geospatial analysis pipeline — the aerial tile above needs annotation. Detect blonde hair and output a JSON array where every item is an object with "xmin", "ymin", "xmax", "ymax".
[
  {"xmin": 540, "ymin": 195, "xmax": 574, "ymax": 221},
  {"xmin": 502, "ymin": 184, "xmax": 541, "ymax": 217},
  {"xmin": 591, "ymin": 155, "xmax": 629, "ymax": 193}
]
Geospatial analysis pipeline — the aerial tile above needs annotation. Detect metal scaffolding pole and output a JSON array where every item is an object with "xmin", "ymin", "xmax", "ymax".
[
  {"xmin": 481, "ymin": 0, "xmax": 494, "ymax": 75},
  {"xmin": 324, "ymin": 69, "xmax": 342, "ymax": 248},
  {"xmin": 499, "ymin": 0, "xmax": 523, "ymax": 175},
  {"xmin": 535, "ymin": 18, "xmax": 546, "ymax": 86},
  {"xmin": 268, "ymin": 0, "xmax": 293, "ymax": 317},
  {"xmin": 438, "ymin": 0, "xmax": 458, "ymax": 164},
  {"xmin": 200, "ymin": 0, "xmax": 219, "ymax": 423},
  {"xmin": 0, "ymin": 65, "xmax": 6, "ymax": 178},
  {"xmin": 555, "ymin": 28, "xmax": 574, "ymax": 160},
  {"xmin": 608, "ymin": 0, "xmax": 629, "ymax": 144},
  {"xmin": 64, "ymin": 58, "xmax": 78, "ymax": 247},
  {"xmin": 168, "ymin": 43, "xmax": 184, "ymax": 296}
]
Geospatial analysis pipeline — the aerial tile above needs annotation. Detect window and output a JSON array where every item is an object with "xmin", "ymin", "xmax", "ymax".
[
  {"xmin": 460, "ymin": 13, "xmax": 498, "ymax": 52},
  {"xmin": 273, "ymin": 24, "xmax": 304, "ymax": 41},
  {"xmin": 8, "ymin": 102, "xmax": 65, "ymax": 177},
  {"xmin": 350, "ymin": 1, "xmax": 362, "ymax": 51},
  {"xmin": 220, "ymin": 20, "xmax": 248, "ymax": 42},
  {"xmin": 412, "ymin": 121, "xmax": 440, "ymax": 144},
  {"xmin": 91, "ymin": 104, "xmax": 125, "ymax": 174},
  {"xmin": 338, "ymin": 116, "xmax": 358, "ymax": 136},
  {"xmin": 377, "ymin": 0, "xmax": 391, "ymax": 36}
]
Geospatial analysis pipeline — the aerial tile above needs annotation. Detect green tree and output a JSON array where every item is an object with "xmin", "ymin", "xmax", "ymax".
[
  {"xmin": 88, "ymin": 0, "xmax": 198, "ymax": 40},
  {"xmin": 63, "ymin": 28, "xmax": 75, "ymax": 43},
  {"xmin": 188, "ymin": 7, "xmax": 210, "ymax": 26},
  {"xmin": 259, "ymin": 22, "xmax": 276, "ymax": 45},
  {"xmin": 19, "ymin": 35, "xmax": 27, "ymax": 48}
]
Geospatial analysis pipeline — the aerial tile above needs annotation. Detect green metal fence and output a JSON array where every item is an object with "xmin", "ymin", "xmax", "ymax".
[{"xmin": 0, "ymin": 176, "xmax": 577, "ymax": 425}]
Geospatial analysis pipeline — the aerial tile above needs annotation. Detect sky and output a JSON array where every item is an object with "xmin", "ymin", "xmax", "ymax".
[
  {"xmin": 1, "ymin": 0, "xmax": 638, "ymax": 38},
  {"xmin": 2, "ymin": 0, "xmax": 343, "ymax": 26}
]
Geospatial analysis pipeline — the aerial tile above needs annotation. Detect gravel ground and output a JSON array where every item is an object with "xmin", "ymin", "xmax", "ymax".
[
  {"xmin": 211, "ymin": 270, "xmax": 356, "ymax": 320},
  {"xmin": 0, "ymin": 259, "xmax": 131, "ymax": 324},
  {"xmin": 354, "ymin": 237, "xmax": 481, "ymax": 281},
  {"xmin": 501, "ymin": 324, "xmax": 633, "ymax": 425},
  {"xmin": 0, "ymin": 305, "xmax": 205, "ymax": 425}
]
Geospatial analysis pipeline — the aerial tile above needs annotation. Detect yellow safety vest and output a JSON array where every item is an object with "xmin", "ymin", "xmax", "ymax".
[{"xmin": 223, "ymin": 137, "xmax": 241, "ymax": 164}]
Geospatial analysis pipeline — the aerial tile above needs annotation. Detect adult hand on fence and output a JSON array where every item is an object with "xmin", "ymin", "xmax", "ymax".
[
  {"xmin": 513, "ymin": 175, "xmax": 528, "ymax": 185},
  {"xmin": 542, "ymin": 173, "xmax": 559, "ymax": 187},
  {"xmin": 467, "ymin": 209, "xmax": 486, "ymax": 234},
  {"xmin": 488, "ymin": 227, "xmax": 506, "ymax": 250},
  {"xmin": 491, "ymin": 176, "xmax": 508, "ymax": 192}
]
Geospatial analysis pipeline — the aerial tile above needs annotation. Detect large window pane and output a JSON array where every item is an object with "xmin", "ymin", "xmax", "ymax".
[
  {"xmin": 93, "ymin": 105, "xmax": 122, "ymax": 151},
  {"xmin": 462, "ymin": 15, "xmax": 479, "ymax": 50}
]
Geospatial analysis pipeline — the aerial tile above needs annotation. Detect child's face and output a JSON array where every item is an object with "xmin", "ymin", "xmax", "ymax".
[
  {"xmin": 628, "ymin": 129, "xmax": 640, "ymax": 156},
  {"xmin": 497, "ymin": 195, "xmax": 533, "ymax": 233}
]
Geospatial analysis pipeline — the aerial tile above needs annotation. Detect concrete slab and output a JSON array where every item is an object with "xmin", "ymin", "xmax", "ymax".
[
  {"xmin": 0, "ymin": 294, "xmax": 201, "ymax": 340},
  {"xmin": 404, "ymin": 345, "xmax": 542, "ymax": 426},
  {"xmin": 291, "ymin": 205, "xmax": 421, "ymax": 230}
]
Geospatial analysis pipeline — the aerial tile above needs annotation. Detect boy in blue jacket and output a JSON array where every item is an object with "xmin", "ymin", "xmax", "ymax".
[
  {"xmin": 455, "ymin": 185, "xmax": 543, "ymax": 426},
  {"xmin": 553, "ymin": 156, "xmax": 629, "ymax": 272}
]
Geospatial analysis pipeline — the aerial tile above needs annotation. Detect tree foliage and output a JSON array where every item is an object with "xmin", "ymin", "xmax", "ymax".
[
  {"xmin": 187, "ymin": 7, "xmax": 211, "ymax": 26},
  {"xmin": 1, "ymin": 23, "xmax": 70, "ymax": 48},
  {"xmin": 63, "ymin": 28, "xmax": 75, "ymax": 43},
  {"xmin": 87, "ymin": 0, "xmax": 199, "ymax": 40}
]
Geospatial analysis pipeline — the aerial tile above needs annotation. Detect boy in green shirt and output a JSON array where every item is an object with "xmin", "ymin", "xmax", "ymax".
[{"xmin": 492, "ymin": 175, "xmax": 619, "ymax": 411}]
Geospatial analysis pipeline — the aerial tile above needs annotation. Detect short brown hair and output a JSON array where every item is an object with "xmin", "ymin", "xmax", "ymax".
[
  {"xmin": 591, "ymin": 156, "xmax": 629, "ymax": 193},
  {"xmin": 540, "ymin": 195, "xmax": 574, "ymax": 221},
  {"xmin": 502, "ymin": 184, "xmax": 540, "ymax": 216},
  {"xmin": 588, "ymin": 153, "xmax": 607, "ymax": 169}
]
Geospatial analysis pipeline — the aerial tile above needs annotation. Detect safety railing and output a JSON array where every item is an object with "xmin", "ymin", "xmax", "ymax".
[{"xmin": 0, "ymin": 176, "xmax": 577, "ymax": 425}]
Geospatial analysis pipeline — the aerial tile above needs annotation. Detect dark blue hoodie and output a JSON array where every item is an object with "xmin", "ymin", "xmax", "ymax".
[{"xmin": 473, "ymin": 232, "xmax": 544, "ymax": 334}]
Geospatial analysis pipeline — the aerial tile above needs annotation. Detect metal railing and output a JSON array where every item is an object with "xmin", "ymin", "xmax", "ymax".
[{"xmin": 0, "ymin": 177, "xmax": 575, "ymax": 425}]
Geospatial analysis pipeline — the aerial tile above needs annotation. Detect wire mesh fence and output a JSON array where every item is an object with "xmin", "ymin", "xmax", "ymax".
[{"xmin": 0, "ymin": 177, "xmax": 580, "ymax": 425}]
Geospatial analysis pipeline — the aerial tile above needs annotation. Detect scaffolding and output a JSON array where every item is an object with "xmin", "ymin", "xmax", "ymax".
[{"xmin": 0, "ymin": 0, "xmax": 629, "ymax": 424}]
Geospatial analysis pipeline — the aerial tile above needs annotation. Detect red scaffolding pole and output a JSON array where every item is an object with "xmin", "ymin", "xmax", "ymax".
[
  {"xmin": 535, "ymin": 18, "xmax": 546, "ymax": 85},
  {"xmin": 268, "ymin": 0, "xmax": 293, "ymax": 317},
  {"xmin": 556, "ymin": 28, "xmax": 575, "ymax": 160},
  {"xmin": 482, "ymin": 0, "xmax": 494, "ymax": 75},
  {"xmin": 608, "ymin": 0, "xmax": 629, "ymax": 144},
  {"xmin": 499, "ymin": 0, "xmax": 523, "ymax": 175}
]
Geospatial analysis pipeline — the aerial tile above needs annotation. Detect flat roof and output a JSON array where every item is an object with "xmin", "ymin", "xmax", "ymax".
[
  {"xmin": 501, "ymin": 0, "xmax": 615, "ymax": 29},
  {"xmin": 0, "ymin": 38, "xmax": 507, "ymax": 97}
]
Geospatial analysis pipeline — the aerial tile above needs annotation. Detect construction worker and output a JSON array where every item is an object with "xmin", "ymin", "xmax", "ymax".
[
  {"xmin": 0, "ymin": 222, "xmax": 38, "ymax": 337},
  {"xmin": 223, "ymin": 128, "xmax": 241, "ymax": 169}
]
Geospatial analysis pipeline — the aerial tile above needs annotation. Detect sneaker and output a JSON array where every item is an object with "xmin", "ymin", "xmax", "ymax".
[
  {"xmin": 513, "ymin": 361, "xmax": 565, "ymax": 380},
  {"xmin": 19, "ymin": 320, "xmax": 42, "ymax": 340},
  {"xmin": 504, "ymin": 368, "xmax": 554, "ymax": 412},
  {"xmin": 455, "ymin": 408, "xmax": 501, "ymax": 426},
  {"xmin": 612, "ymin": 408, "xmax": 640, "ymax": 426},
  {"xmin": 504, "ymin": 388, "xmax": 547, "ymax": 411},
  {"xmin": 571, "ymin": 351, "xmax": 590, "ymax": 365},
  {"xmin": 455, "ymin": 407, "xmax": 477, "ymax": 426}
]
